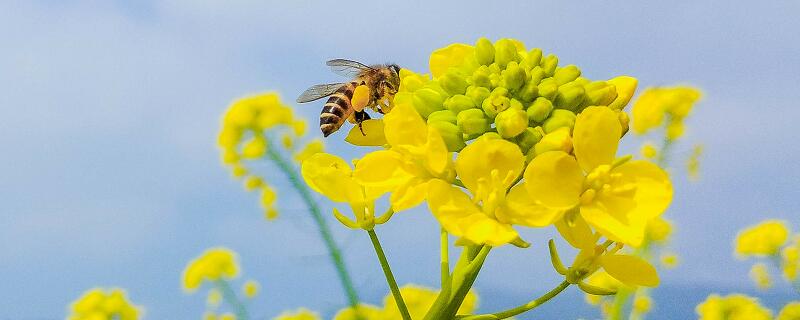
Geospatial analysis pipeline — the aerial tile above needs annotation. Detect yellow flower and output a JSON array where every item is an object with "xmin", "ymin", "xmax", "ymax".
[
  {"xmin": 333, "ymin": 284, "xmax": 478, "ymax": 320},
  {"xmin": 696, "ymin": 294, "xmax": 772, "ymax": 320},
  {"xmin": 782, "ymin": 236, "xmax": 800, "ymax": 281},
  {"xmin": 429, "ymin": 43, "xmax": 475, "ymax": 78},
  {"xmin": 687, "ymin": 144, "xmax": 703, "ymax": 181},
  {"xmin": 273, "ymin": 308, "xmax": 320, "ymax": 320},
  {"xmin": 583, "ymin": 271, "xmax": 625, "ymax": 305},
  {"xmin": 646, "ymin": 216, "xmax": 673, "ymax": 243},
  {"xmin": 427, "ymin": 137, "xmax": 563, "ymax": 246},
  {"xmin": 242, "ymin": 280, "xmax": 259, "ymax": 298},
  {"xmin": 353, "ymin": 102, "xmax": 455, "ymax": 212},
  {"xmin": 735, "ymin": 220, "xmax": 790, "ymax": 257},
  {"xmin": 778, "ymin": 302, "xmax": 800, "ymax": 320},
  {"xmin": 182, "ymin": 247, "xmax": 240, "ymax": 291},
  {"xmin": 525, "ymin": 106, "xmax": 673, "ymax": 246},
  {"xmin": 749, "ymin": 263, "xmax": 772, "ymax": 290},
  {"xmin": 293, "ymin": 139, "xmax": 324, "ymax": 163},
  {"xmin": 660, "ymin": 253, "xmax": 680, "ymax": 269},
  {"xmin": 207, "ymin": 289, "xmax": 222, "ymax": 307},
  {"xmin": 640, "ymin": 143, "xmax": 657, "ymax": 159},
  {"xmin": 632, "ymin": 86, "xmax": 701, "ymax": 135},
  {"xmin": 68, "ymin": 288, "xmax": 141, "ymax": 320},
  {"xmin": 333, "ymin": 304, "xmax": 383, "ymax": 320},
  {"xmin": 220, "ymin": 313, "xmax": 236, "ymax": 320},
  {"xmin": 633, "ymin": 295, "xmax": 653, "ymax": 314}
]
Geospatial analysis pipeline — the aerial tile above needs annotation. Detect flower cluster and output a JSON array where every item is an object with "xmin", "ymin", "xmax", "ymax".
[
  {"xmin": 218, "ymin": 92, "xmax": 324, "ymax": 219},
  {"xmin": 734, "ymin": 219, "xmax": 800, "ymax": 290},
  {"xmin": 695, "ymin": 294, "xmax": 772, "ymax": 320},
  {"xmin": 736, "ymin": 220, "xmax": 790, "ymax": 257},
  {"xmin": 183, "ymin": 247, "xmax": 261, "ymax": 320},
  {"xmin": 632, "ymin": 86, "xmax": 701, "ymax": 139},
  {"xmin": 67, "ymin": 288, "xmax": 141, "ymax": 320}
]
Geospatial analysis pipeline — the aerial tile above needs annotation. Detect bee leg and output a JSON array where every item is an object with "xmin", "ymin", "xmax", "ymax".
[{"xmin": 354, "ymin": 111, "xmax": 371, "ymax": 136}]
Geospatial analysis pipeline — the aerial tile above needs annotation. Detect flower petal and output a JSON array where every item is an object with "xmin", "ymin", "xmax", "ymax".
[
  {"xmin": 424, "ymin": 127, "xmax": 452, "ymax": 177},
  {"xmin": 427, "ymin": 179, "xmax": 517, "ymax": 246},
  {"xmin": 496, "ymin": 183, "xmax": 564, "ymax": 227},
  {"xmin": 383, "ymin": 103, "xmax": 428, "ymax": 147},
  {"xmin": 524, "ymin": 151, "xmax": 583, "ymax": 209},
  {"xmin": 573, "ymin": 106, "xmax": 621, "ymax": 172},
  {"xmin": 429, "ymin": 43, "xmax": 474, "ymax": 78},
  {"xmin": 354, "ymin": 150, "xmax": 412, "ymax": 188},
  {"xmin": 600, "ymin": 254, "xmax": 660, "ymax": 287},
  {"xmin": 345, "ymin": 119, "xmax": 387, "ymax": 146},
  {"xmin": 613, "ymin": 160, "xmax": 673, "ymax": 221},
  {"xmin": 390, "ymin": 178, "xmax": 429, "ymax": 212},
  {"xmin": 301, "ymin": 153, "xmax": 362, "ymax": 203},
  {"xmin": 456, "ymin": 138, "xmax": 524, "ymax": 194},
  {"xmin": 580, "ymin": 201, "xmax": 645, "ymax": 246},
  {"xmin": 555, "ymin": 214, "xmax": 596, "ymax": 250}
]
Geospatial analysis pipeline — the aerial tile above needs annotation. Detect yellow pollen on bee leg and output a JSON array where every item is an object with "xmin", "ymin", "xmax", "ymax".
[{"xmin": 352, "ymin": 85, "xmax": 371, "ymax": 112}]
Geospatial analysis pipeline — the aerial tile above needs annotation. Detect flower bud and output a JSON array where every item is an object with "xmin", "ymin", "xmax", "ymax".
[
  {"xmin": 537, "ymin": 78, "xmax": 559, "ymax": 101},
  {"xmin": 429, "ymin": 120, "xmax": 466, "ymax": 152},
  {"xmin": 482, "ymin": 95, "xmax": 510, "ymax": 119},
  {"xmin": 465, "ymin": 86, "xmax": 491, "ymax": 105},
  {"xmin": 427, "ymin": 110, "xmax": 457, "ymax": 124},
  {"xmin": 444, "ymin": 94, "xmax": 476, "ymax": 113},
  {"xmin": 412, "ymin": 88, "xmax": 445, "ymax": 117},
  {"xmin": 554, "ymin": 65, "xmax": 581, "ymax": 85},
  {"xmin": 666, "ymin": 120, "xmax": 684, "ymax": 140},
  {"xmin": 529, "ymin": 66, "xmax": 546, "ymax": 86},
  {"xmin": 518, "ymin": 81, "xmax": 539, "ymax": 102},
  {"xmin": 533, "ymin": 127, "xmax": 572, "ymax": 156},
  {"xmin": 440, "ymin": 72, "xmax": 468, "ymax": 95},
  {"xmin": 554, "ymin": 82, "xmax": 586, "ymax": 111},
  {"xmin": 584, "ymin": 81, "xmax": 618, "ymax": 106},
  {"xmin": 501, "ymin": 61, "xmax": 527, "ymax": 91},
  {"xmin": 477, "ymin": 131, "xmax": 503, "ymax": 141},
  {"xmin": 618, "ymin": 110, "xmax": 630, "ymax": 137},
  {"xmin": 470, "ymin": 67, "xmax": 493, "ymax": 88},
  {"xmin": 494, "ymin": 39, "xmax": 520, "ymax": 67},
  {"xmin": 475, "ymin": 37, "xmax": 495, "ymax": 66},
  {"xmin": 457, "ymin": 109, "xmax": 491, "ymax": 137},
  {"xmin": 541, "ymin": 54, "xmax": 559, "ymax": 76},
  {"xmin": 515, "ymin": 127, "xmax": 544, "ymax": 154},
  {"xmin": 495, "ymin": 108, "xmax": 528, "ymax": 138},
  {"xmin": 242, "ymin": 136, "xmax": 267, "ymax": 159},
  {"xmin": 527, "ymin": 97, "xmax": 554, "ymax": 124},
  {"xmin": 521, "ymin": 48, "xmax": 543, "ymax": 70},
  {"xmin": 542, "ymin": 109, "xmax": 577, "ymax": 133},
  {"xmin": 608, "ymin": 76, "xmax": 638, "ymax": 110}
]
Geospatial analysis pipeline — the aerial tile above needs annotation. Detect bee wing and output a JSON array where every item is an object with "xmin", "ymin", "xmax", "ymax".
[
  {"xmin": 326, "ymin": 59, "xmax": 373, "ymax": 78},
  {"xmin": 296, "ymin": 83, "xmax": 346, "ymax": 103}
]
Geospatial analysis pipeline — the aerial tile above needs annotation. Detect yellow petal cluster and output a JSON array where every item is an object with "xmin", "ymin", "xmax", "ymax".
[
  {"xmin": 183, "ymin": 247, "xmax": 240, "ymax": 291},
  {"xmin": 735, "ymin": 220, "xmax": 790, "ymax": 257},
  {"xmin": 273, "ymin": 308, "xmax": 320, "ymax": 320},
  {"xmin": 333, "ymin": 284, "xmax": 478, "ymax": 320},
  {"xmin": 242, "ymin": 280, "xmax": 260, "ymax": 298},
  {"xmin": 632, "ymin": 86, "xmax": 702, "ymax": 137},
  {"xmin": 778, "ymin": 302, "xmax": 800, "ymax": 320},
  {"xmin": 749, "ymin": 263, "xmax": 772, "ymax": 290},
  {"xmin": 783, "ymin": 235, "xmax": 800, "ymax": 282},
  {"xmin": 218, "ymin": 92, "xmax": 324, "ymax": 220},
  {"xmin": 695, "ymin": 294, "xmax": 772, "ymax": 320},
  {"xmin": 67, "ymin": 288, "xmax": 140, "ymax": 320}
]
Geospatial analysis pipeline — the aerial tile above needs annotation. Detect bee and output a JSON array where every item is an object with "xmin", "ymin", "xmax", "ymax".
[{"xmin": 297, "ymin": 59, "xmax": 401, "ymax": 137}]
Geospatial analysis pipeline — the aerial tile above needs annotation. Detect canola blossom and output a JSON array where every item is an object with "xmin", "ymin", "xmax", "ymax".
[
  {"xmin": 695, "ymin": 294, "xmax": 773, "ymax": 320},
  {"xmin": 183, "ymin": 247, "xmax": 255, "ymax": 320},
  {"xmin": 735, "ymin": 220, "xmax": 790, "ymax": 257},
  {"xmin": 67, "ymin": 288, "xmax": 141, "ymax": 320}
]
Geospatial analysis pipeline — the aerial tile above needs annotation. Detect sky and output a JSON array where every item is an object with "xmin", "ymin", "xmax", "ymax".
[{"xmin": 1, "ymin": 0, "xmax": 799, "ymax": 319}]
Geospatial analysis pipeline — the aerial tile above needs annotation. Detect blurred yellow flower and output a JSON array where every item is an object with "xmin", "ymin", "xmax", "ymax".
[
  {"xmin": 294, "ymin": 139, "xmax": 324, "ymax": 163},
  {"xmin": 640, "ymin": 142, "xmax": 657, "ymax": 159},
  {"xmin": 220, "ymin": 313, "xmax": 236, "ymax": 320},
  {"xmin": 183, "ymin": 247, "xmax": 240, "ymax": 291},
  {"xmin": 68, "ymin": 288, "xmax": 140, "ymax": 320},
  {"xmin": 333, "ymin": 284, "xmax": 478, "ymax": 320},
  {"xmin": 735, "ymin": 220, "xmax": 790, "ymax": 257},
  {"xmin": 207, "ymin": 288, "xmax": 222, "ymax": 307},
  {"xmin": 646, "ymin": 216, "xmax": 674, "ymax": 243},
  {"xmin": 633, "ymin": 295, "xmax": 653, "ymax": 314},
  {"xmin": 632, "ymin": 86, "xmax": 701, "ymax": 135},
  {"xmin": 749, "ymin": 263, "xmax": 772, "ymax": 290},
  {"xmin": 525, "ymin": 106, "xmax": 673, "ymax": 246},
  {"xmin": 660, "ymin": 253, "xmax": 680, "ymax": 269},
  {"xmin": 273, "ymin": 308, "xmax": 320, "ymax": 320},
  {"xmin": 242, "ymin": 280, "xmax": 259, "ymax": 298},
  {"xmin": 783, "ymin": 236, "xmax": 800, "ymax": 281},
  {"xmin": 778, "ymin": 302, "xmax": 800, "ymax": 320},
  {"xmin": 696, "ymin": 294, "xmax": 772, "ymax": 320}
]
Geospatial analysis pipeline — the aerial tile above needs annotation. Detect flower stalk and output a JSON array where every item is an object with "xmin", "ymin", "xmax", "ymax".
[{"xmin": 368, "ymin": 229, "xmax": 412, "ymax": 320}]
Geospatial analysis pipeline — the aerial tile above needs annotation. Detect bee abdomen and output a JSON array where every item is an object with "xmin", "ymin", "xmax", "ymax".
[{"xmin": 319, "ymin": 82, "xmax": 357, "ymax": 137}]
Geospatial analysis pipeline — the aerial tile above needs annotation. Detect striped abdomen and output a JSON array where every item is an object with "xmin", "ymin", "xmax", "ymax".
[{"xmin": 320, "ymin": 82, "xmax": 357, "ymax": 137}]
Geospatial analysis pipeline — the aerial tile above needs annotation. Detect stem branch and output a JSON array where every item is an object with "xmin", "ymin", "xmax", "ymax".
[{"xmin": 368, "ymin": 229, "xmax": 412, "ymax": 320}]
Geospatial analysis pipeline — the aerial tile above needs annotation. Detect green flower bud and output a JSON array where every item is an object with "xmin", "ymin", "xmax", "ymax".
[
  {"xmin": 482, "ymin": 95, "xmax": 510, "ymax": 119},
  {"xmin": 554, "ymin": 82, "xmax": 585, "ymax": 111},
  {"xmin": 515, "ymin": 127, "xmax": 545, "ymax": 154},
  {"xmin": 465, "ymin": 86, "xmax": 490, "ymax": 105},
  {"xmin": 501, "ymin": 61, "xmax": 526, "ymax": 91},
  {"xmin": 510, "ymin": 98, "xmax": 524, "ymax": 111},
  {"xmin": 471, "ymin": 66, "xmax": 492, "ymax": 88},
  {"xmin": 489, "ymin": 73, "xmax": 501, "ymax": 88},
  {"xmin": 528, "ymin": 66, "xmax": 546, "ymax": 86},
  {"xmin": 429, "ymin": 121, "xmax": 466, "ymax": 152},
  {"xmin": 491, "ymin": 87, "xmax": 509, "ymax": 97},
  {"xmin": 494, "ymin": 39, "xmax": 519, "ymax": 67},
  {"xmin": 573, "ymin": 77, "xmax": 591, "ymax": 86},
  {"xmin": 584, "ymin": 81, "xmax": 618, "ymax": 106},
  {"xmin": 488, "ymin": 63, "xmax": 502, "ymax": 74},
  {"xmin": 457, "ymin": 108, "xmax": 491, "ymax": 136},
  {"xmin": 478, "ymin": 132, "xmax": 503, "ymax": 141},
  {"xmin": 521, "ymin": 48, "xmax": 543, "ymax": 70},
  {"xmin": 527, "ymin": 97, "xmax": 554, "ymax": 123},
  {"xmin": 542, "ymin": 109, "xmax": 576, "ymax": 133},
  {"xmin": 440, "ymin": 72, "xmax": 468, "ymax": 95},
  {"xmin": 553, "ymin": 65, "xmax": 581, "ymax": 85},
  {"xmin": 475, "ymin": 37, "xmax": 495, "ymax": 66},
  {"xmin": 427, "ymin": 110, "xmax": 457, "ymax": 124},
  {"xmin": 444, "ymin": 94, "xmax": 476, "ymax": 113},
  {"xmin": 412, "ymin": 88, "xmax": 445, "ymax": 118},
  {"xmin": 541, "ymin": 54, "xmax": 559, "ymax": 76},
  {"xmin": 517, "ymin": 81, "xmax": 539, "ymax": 102},
  {"xmin": 537, "ymin": 78, "xmax": 559, "ymax": 101},
  {"xmin": 495, "ymin": 108, "xmax": 528, "ymax": 138}
]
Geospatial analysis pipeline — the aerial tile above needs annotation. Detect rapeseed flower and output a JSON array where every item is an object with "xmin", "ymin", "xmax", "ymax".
[
  {"xmin": 749, "ymin": 263, "xmax": 772, "ymax": 290},
  {"xmin": 783, "ymin": 235, "xmax": 800, "ymax": 282},
  {"xmin": 632, "ymin": 87, "xmax": 701, "ymax": 136},
  {"xmin": 696, "ymin": 294, "xmax": 772, "ymax": 320},
  {"xmin": 332, "ymin": 284, "xmax": 478, "ymax": 320},
  {"xmin": 735, "ymin": 220, "xmax": 790, "ymax": 257},
  {"xmin": 183, "ymin": 247, "xmax": 240, "ymax": 291},
  {"xmin": 778, "ymin": 302, "xmax": 800, "ymax": 320},
  {"xmin": 67, "ymin": 288, "xmax": 141, "ymax": 320},
  {"xmin": 273, "ymin": 308, "xmax": 320, "ymax": 320},
  {"xmin": 242, "ymin": 280, "xmax": 259, "ymax": 298}
]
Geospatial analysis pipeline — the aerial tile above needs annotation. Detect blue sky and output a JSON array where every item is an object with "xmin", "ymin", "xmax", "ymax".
[{"xmin": 1, "ymin": 1, "xmax": 799, "ymax": 319}]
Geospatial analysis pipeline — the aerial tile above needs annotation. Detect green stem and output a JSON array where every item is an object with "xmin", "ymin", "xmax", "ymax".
[
  {"xmin": 215, "ymin": 279, "xmax": 249, "ymax": 320},
  {"xmin": 657, "ymin": 137, "xmax": 674, "ymax": 168},
  {"xmin": 441, "ymin": 229, "xmax": 450, "ymax": 289},
  {"xmin": 266, "ymin": 141, "xmax": 360, "ymax": 310},
  {"xmin": 424, "ymin": 245, "xmax": 490, "ymax": 320},
  {"xmin": 368, "ymin": 229, "xmax": 412, "ymax": 320},
  {"xmin": 463, "ymin": 280, "xmax": 571, "ymax": 319}
]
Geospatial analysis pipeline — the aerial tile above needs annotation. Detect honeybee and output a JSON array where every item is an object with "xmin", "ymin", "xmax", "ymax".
[{"xmin": 297, "ymin": 59, "xmax": 401, "ymax": 137}]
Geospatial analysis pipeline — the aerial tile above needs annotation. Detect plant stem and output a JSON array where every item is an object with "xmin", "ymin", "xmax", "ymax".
[
  {"xmin": 424, "ymin": 245, "xmax": 490, "ymax": 320},
  {"xmin": 215, "ymin": 279, "xmax": 249, "ymax": 320},
  {"xmin": 368, "ymin": 229, "xmax": 412, "ymax": 320},
  {"xmin": 463, "ymin": 280, "xmax": 571, "ymax": 319},
  {"xmin": 266, "ymin": 142, "xmax": 360, "ymax": 310},
  {"xmin": 441, "ymin": 228, "xmax": 450, "ymax": 289}
]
